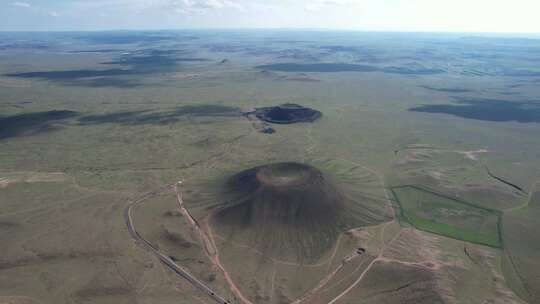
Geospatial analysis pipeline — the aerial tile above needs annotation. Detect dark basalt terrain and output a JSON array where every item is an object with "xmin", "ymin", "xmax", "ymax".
[
  {"xmin": 211, "ymin": 162, "xmax": 386, "ymax": 261},
  {"xmin": 213, "ymin": 162, "xmax": 343, "ymax": 260},
  {"xmin": 252, "ymin": 103, "xmax": 322, "ymax": 124}
]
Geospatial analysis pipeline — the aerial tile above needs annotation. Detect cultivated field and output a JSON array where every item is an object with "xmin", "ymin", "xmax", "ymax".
[{"xmin": 391, "ymin": 185, "xmax": 501, "ymax": 247}]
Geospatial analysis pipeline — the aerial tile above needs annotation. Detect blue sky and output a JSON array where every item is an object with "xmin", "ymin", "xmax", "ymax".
[{"xmin": 1, "ymin": 0, "xmax": 539, "ymax": 32}]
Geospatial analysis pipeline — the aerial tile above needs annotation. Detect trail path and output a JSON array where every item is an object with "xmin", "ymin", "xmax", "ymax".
[
  {"xmin": 504, "ymin": 180, "xmax": 540, "ymax": 212},
  {"xmin": 175, "ymin": 183, "xmax": 253, "ymax": 304},
  {"xmin": 124, "ymin": 184, "xmax": 230, "ymax": 304},
  {"xmin": 126, "ymin": 159, "xmax": 403, "ymax": 304},
  {"xmin": 326, "ymin": 222, "xmax": 401, "ymax": 304},
  {"xmin": 291, "ymin": 161, "xmax": 399, "ymax": 304}
]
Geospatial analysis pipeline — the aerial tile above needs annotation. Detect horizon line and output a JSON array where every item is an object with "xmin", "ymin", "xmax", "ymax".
[{"xmin": 0, "ymin": 27, "xmax": 540, "ymax": 36}]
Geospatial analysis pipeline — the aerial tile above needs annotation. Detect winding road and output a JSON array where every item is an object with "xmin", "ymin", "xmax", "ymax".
[
  {"xmin": 174, "ymin": 183, "xmax": 254, "ymax": 304},
  {"xmin": 124, "ymin": 183, "xmax": 231, "ymax": 304},
  {"xmin": 124, "ymin": 160, "xmax": 398, "ymax": 304}
]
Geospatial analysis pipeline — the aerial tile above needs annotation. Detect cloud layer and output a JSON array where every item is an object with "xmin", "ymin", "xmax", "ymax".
[
  {"xmin": 11, "ymin": 2, "xmax": 31, "ymax": 8},
  {"xmin": 1, "ymin": 0, "xmax": 540, "ymax": 32}
]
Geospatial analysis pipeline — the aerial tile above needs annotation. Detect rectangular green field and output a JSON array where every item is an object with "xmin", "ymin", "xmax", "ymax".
[{"xmin": 391, "ymin": 186, "xmax": 502, "ymax": 248}]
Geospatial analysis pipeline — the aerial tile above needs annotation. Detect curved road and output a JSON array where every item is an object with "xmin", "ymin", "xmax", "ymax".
[
  {"xmin": 124, "ymin": 162, "xmax": 397, "ymax": 304},
  {"xmin": 124, "ymin": 184, "xmax": 231, "ymax": 304}
]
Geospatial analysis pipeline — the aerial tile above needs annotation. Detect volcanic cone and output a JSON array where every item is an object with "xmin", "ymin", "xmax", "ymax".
[{"xmin": 213, "ymin": 162, "xmax": 357, "ymax": 261}]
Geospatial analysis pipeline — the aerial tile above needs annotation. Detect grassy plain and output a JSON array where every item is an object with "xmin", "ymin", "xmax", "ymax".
[
  {"xmin": 501, "ymin": 187, "xmax": 540, "ymax": 303},
  {"xmin": 1, "ymin": 31, "xmax": 539, "ymax": 303}
]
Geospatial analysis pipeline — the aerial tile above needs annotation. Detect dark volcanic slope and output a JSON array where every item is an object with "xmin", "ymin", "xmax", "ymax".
[
  {"xmin": 212, "ymin": 162, "xmax": 386, "ymax": 261},
  {"xmin": 252, "ymin": 103, "xmax": 322, "ymax": 124}
]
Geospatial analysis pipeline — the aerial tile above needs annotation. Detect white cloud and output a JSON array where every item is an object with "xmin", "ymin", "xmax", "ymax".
[
  {"xmin": 69, "ymin": 0, "xmax": 247, "ymax": 16},
  {"xmin": 3, "ymin": 0, "xmax": 540, "ymax": 32},
  {"xmin": 11, "ymin": 1, "xmax": 31, "ymax": 8},
  {"xmin": 168, "ymin": 0, "xmax": 245, "ymax": 14},
  {"xmin": 184, "ymin": 0, "xmax": 238, "ymax": 9},
  {"xmin": 305, "ymin": 0, "xmax": 362, "ymax": 12}
]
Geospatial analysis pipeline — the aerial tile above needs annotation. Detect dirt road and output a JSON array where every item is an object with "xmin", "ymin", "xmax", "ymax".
[
  {"xmin": 124, "ymin": 185, "xmax": 230, "ymax": 304},
  {"xmin": 175, "ymin": 183, "xmax": 254, "ymax": 304}
]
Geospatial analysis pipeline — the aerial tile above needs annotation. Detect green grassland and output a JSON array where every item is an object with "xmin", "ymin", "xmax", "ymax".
[
  {"xmin": 1, "ymin": 31, "xmax": 540, "ymax": 303},
  {"xmin": 501, "ymin": 189, "xmax": 540, "ymax": 303},
  {"xmin": 391, "ymin": 185, "xmax": 502, "ymax": 247}
]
